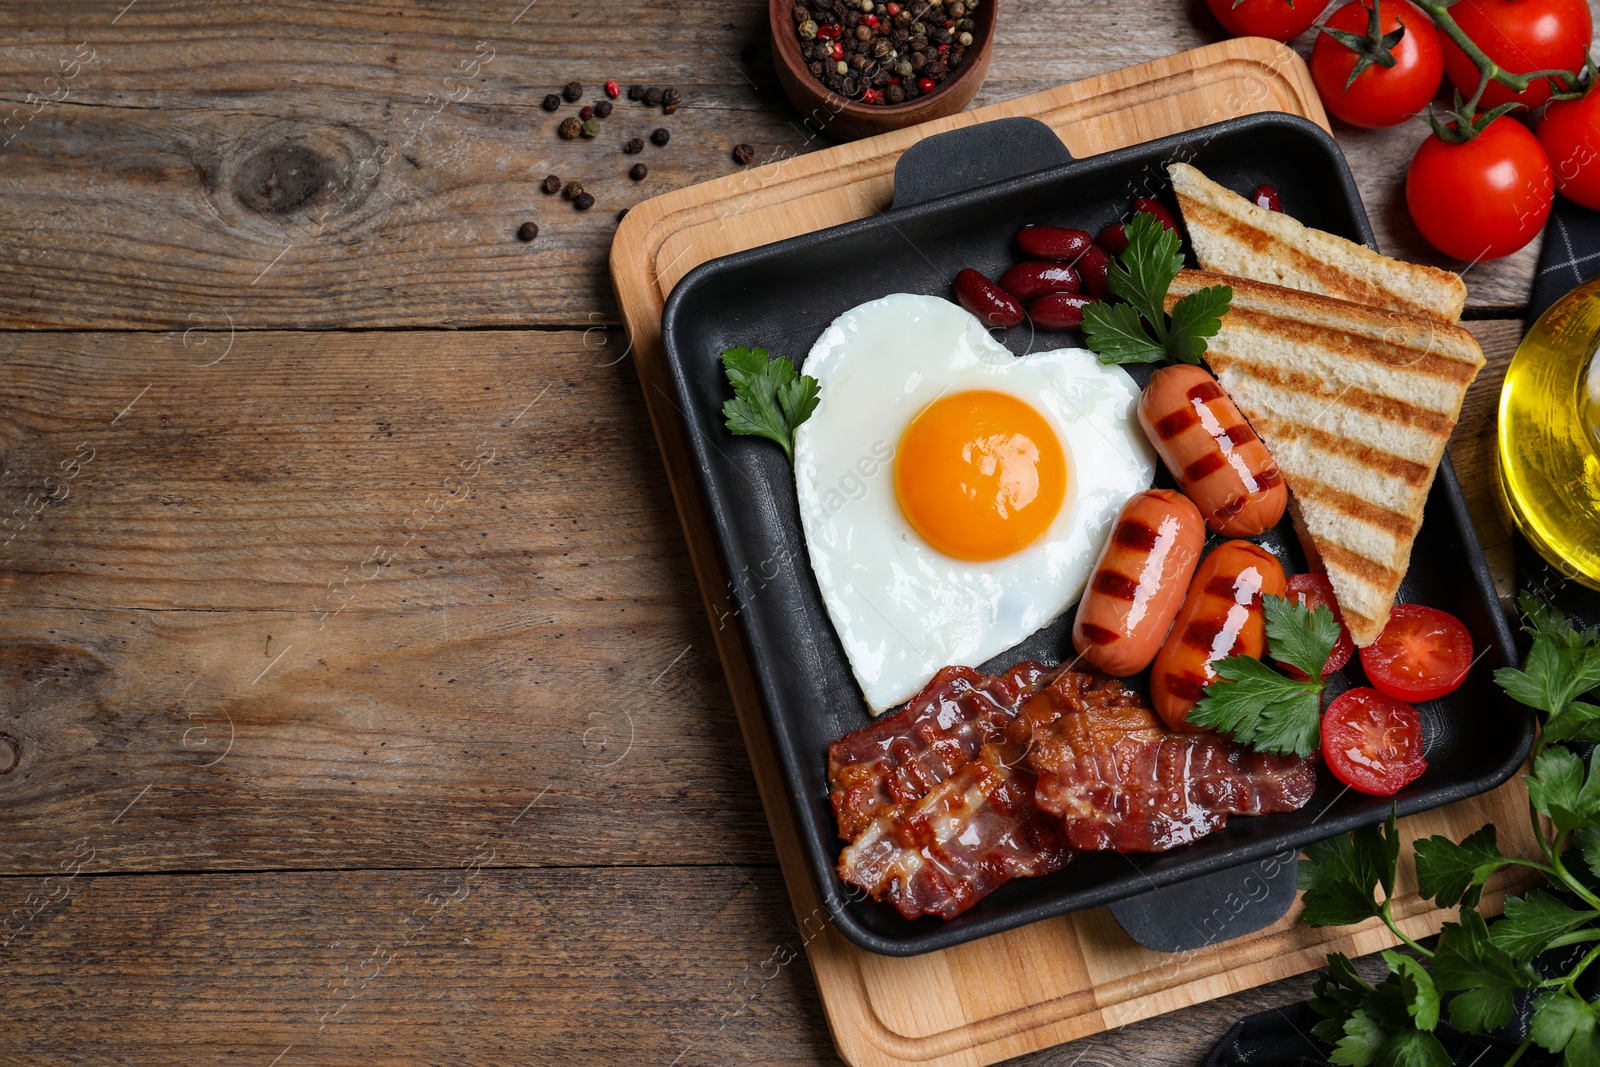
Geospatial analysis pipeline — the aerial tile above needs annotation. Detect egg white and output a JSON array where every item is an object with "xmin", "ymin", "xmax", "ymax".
[{"xmin": 793, "ymin": 293, "xmax": 1155, "ymax": 714}]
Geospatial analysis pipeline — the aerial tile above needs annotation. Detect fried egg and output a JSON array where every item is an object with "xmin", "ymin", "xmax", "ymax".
[{"xmin": 794, "ymin": 293, "xmax": 1154, "ymax": 713}]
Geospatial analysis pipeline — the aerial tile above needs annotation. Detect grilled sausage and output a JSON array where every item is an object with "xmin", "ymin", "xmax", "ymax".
[
  {"xmin": 1072, "ymin": 489, "xmax": 1206, "ymax": 677},
  {"xmin": 1150, "ymin": 539, "xmax": 1286, "ymax": 731},
  {"xmin": 1137, "ymin": 364, "xmax": 1287, "ymax": 537}
]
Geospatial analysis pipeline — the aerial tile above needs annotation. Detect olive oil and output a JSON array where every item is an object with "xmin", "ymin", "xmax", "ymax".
[{"xmin": 1498, "ymin": 276, "xmax": 1600, "ymax": 590}]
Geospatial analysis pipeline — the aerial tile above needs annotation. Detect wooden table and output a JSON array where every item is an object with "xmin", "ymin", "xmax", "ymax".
[{"xmin": 0, "ymin": 2, "xmax": 1538, "ymax": 1064}]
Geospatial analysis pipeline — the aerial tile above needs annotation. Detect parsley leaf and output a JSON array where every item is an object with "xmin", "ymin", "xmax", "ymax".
[
  {"xmin": 1413, "ymin": 826, "xmax": 1507, "ymax": 908},
  {"xmin": 1382, "ymin": 950, "xmax": 1441, "ymax": 1032},
  {"xmin": 1526, "ymin": 745, "xmax": 1600, "ymax": 835},
  {"xmin": 1312, "ymin": 953, "xmax": 1374, "ymax": 1044},
  {"xmin": 1495, "ymin": 591, "xmax": 1600, "ymax": 743},
  {"xmin": 1188, "ymin": 594, "xmax": 1341, "ymax": 757},
  {"xmin": 1375, "ymin": 1029, "xmax": 1452, "ymax": 1067},
  {"xmin": 719, "ymin": 346, "xmax": 819, "ymax": 461},
  {"xmin": 1086, "ymin": 211, "xmax": 1234, "ymax": 366},
  {"xmin": 1489, "ymin": 889, "xmax": 1600, "ymax": 963},
  {"xmin": 1432, "ymin": 909, "xmax": 1533, "ymax": 1034},
  {"xmin": 1301, "ymin": 809, "xmax": 1400, "ymax": 927},
  {"xmin": 1333, "ymin": 1009, "xmax": 1388, "ymax": 1067},
  {"xmin": 1532, "ymin": 991, "xmax": 1599, "ymax": 1056}
]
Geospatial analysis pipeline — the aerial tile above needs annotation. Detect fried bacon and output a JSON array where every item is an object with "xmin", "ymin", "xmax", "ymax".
[
  {"xmin": 827, "ymin": 664, "xmax": 1072, "ymax": 920},
  {"xmin": 827, "ymin": 662, "xmax": 1317, "ymax": 919},
  {"xmin": 1018, "ymin": 670, "xmax": 1318, "ymax": 852}
]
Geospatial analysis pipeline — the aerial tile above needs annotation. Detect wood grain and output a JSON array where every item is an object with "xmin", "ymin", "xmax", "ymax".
[
  {"xmin": 0, "ymin": 0, "xmax": 1534, "ymax": 332},
  {"xmin": 0, "ymin": 327, "xmax": 774, "ymax": 872}
]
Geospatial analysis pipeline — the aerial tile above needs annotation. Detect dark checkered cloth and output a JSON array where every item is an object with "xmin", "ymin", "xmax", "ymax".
[{"xmin": 1205, "ymin": 198, "xmax": 1600, "ymax": 1067}]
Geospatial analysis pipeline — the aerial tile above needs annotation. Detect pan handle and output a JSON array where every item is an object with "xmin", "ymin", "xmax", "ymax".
[
  {"xmin": 890, "ymin": 116, "xmax": 1073, "ymax": 211},
  {"xmin": 1106, "ymin": 853, "xmax": 1300, "ymax": 953}
]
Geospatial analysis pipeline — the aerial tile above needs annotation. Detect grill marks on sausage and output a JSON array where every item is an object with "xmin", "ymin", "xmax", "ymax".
[
  {"xmin": 1154, "ymin": 407, "xmax": 1199, "ymax": 437},
  {"xmin": 1093, "ymin": 570, "xmax": 1140, "ymax": 601},
  {"xmin": 1185, "ymin": 379, "xmax": 1226, "ymax": 404},
  {"xmin": 1113, "ymin": 518, "xmax": 1160, "ymax": 552},
  {"xmin": 1078, "ymin": 622, "xmax": 1119, "ymax": 646}
]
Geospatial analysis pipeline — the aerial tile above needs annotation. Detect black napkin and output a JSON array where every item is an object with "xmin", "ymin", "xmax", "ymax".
[{"xmin": 1204, "ymin": 199, "xmax": 1600, "ymax": 1067}]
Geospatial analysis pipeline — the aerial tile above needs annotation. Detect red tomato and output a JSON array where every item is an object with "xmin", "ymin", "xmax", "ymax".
[
  {"xmin": 1539, "ymin": 88, "xmax": 1600, "ymax": 209},
  {"xmin": 1359, "ymin": 604, "xmax": 1474, "ymax": 702},
  {"xmin": 1441, "ymin": 0, "xmax": 1592, "ymax": 111},
  {"xmin": 1406, "ymin": 116, "xmax": 1552, "ymax": 261},
  {"xmin": 1282, "ymin": 573, "xmax": 1355, "ymax": 679},
  {"xmin": 1205, "ymin": 0, "xmax": 1329, "ymax": 41},
  {"xmin": 1310, "ymin": 0, "xmax": 1444, "ymax": 129},
  {"xmin": 1322, "ymin": 688, "xmax": 1427, "ymax": 795}
]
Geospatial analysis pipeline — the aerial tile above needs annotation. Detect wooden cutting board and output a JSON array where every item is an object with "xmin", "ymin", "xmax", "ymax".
[{"xmin": 611, "ymin": 38, "xmax": 1535, "ymax": 1067}]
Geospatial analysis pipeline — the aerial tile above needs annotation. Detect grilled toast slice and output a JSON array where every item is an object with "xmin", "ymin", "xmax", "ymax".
[
  {"xmin": 1166, "ymin": 269, "xmax": 1486, "ymax": 645},
  {"xmin": 1168, "ymin": 162, "xmax": 1467, "ymax": 325}
]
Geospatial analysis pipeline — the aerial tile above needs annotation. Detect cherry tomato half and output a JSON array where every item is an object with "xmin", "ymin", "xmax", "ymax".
[
  {"xmin": 1322, "ymin": 687, "xmax": 1427, "ymax": 796},
  {"xmin": 1310, "ymin": 0, "xmax": 1443, "ymax": 129},
  {"xmin": 1539, "ymin": 88, "xmax": 1600, "ymax": 210},
  {"xmin": 1282, "ymin": 573, "xmax": 1355, "ymax": 679},
  {"xmin": 1406, "ymin": 115, "xmax": 1553, "ymax": 262},
  {"xmin": 1359, "ymin": 603, "xmax": 1474, "ymax": 702},
  {"xmin": 1205, "ymin": 0, "xmax": 1329, "ymax": 41},
  {"xmin": 1441, "ymin": 0, "xmax": 1593, "ymax": 112}
]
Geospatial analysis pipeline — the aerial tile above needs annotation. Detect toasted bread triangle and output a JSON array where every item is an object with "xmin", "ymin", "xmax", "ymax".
[
  {"xmin": 1168, "ymin": 162, "xmax": 1467, "ymax": 325},
  {"xmin": 1166, "ymin": 270, "xmax": 1486, "ymax": 645}
]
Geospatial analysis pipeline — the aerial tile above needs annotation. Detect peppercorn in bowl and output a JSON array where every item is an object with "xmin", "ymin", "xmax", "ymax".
[{"xmin": 768, "ymin": 0, "xmax": 996, "ymax": 141}]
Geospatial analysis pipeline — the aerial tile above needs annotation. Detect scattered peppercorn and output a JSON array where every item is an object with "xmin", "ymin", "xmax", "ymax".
[
  {"xmin": 662, "ymin": 87, "xmax": 682, "ymax": 108},
  {"xmin": 605, "ymin": 79, "xmax": 621, "ymax": 98},
  {"xmin": 595, "ymin": 99, "xmax": 613, "ymax": 118},
  {"xmin": 662, "ymin": 103, "xmax": 678, "ymax": 116},
  {"xmin": 563, "ymin": 181, "xmax": 585, "ymax": 200},
  {"xmin": 542, "ymin": 174, "xmax": 562, "ymax": 194},
  {"xmin": 581, "ymin": 118, "xmax": 601, "ymax": 138},
  {"xmin": 580, "ymin": 105, "xmax": 595, "ymax": 120},
  {"xmin": 616, "ymin": 207, "xmax": 629, "ymax": 222},
  {"xmin": 516, "ymin": 221, "xmax": 539, "ymax": 241},
  {"xmin": 542, "ymin": 93, "xmax": 562, "ymax": 112},
  {"xmin": 628, "ymin": 85, "xmax": 645, "ymax": 100},
  {"xmin": 630, "ymin": 162, "xmax": 648, "ymax": 180},
  {"xmin": 574, "ymin": 192, "xmax": 595, "ymax": 210},
  {"xmin": 733, "ymin": 143, "xmax": 755, "ymax": 164},
  {"xmin": 644, "ymin": 86, "xmax": 664, "ymax": 107},
  {"xmin": 651, "ymin": 127, "xmax": 670, "ymax": 146},
  {"xmin": 563, "ymin": 80, "xmax": 582, "ymax": 102},
  {"xmin": 624, "ymin": 137, "xmax": 645, "ymax": 154},
  {"xmin": 558, "ymin": 117, "xmax": 583, "ymax": 139}
]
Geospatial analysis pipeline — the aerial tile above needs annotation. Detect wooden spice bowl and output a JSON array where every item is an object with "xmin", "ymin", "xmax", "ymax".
[{"xmin": 768, "ymin": 0, "xmax": 997, "ymax": 142}]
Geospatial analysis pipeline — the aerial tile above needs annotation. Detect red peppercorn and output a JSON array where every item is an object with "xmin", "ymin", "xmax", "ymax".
[
  {"xmin": 605, "ymin": 80, "xmax": 620, "ymax": 98},
  {"xmin": 886, "ymin": 2, "xmax": 900, "ymax": 12},
  {"xmin": 817, "ymin": 22, "xmax": 841, "ymax": 39},
  {"xmin": 918, "ymin": 77, "xmax": 936, "ymax": 94},
  {"xmin": 939, "ymin": 43, "xmax": 949, "ymax": 51},
  {"xmin": 863, "ymin": 14, "xmax": 878, "ymax": 25},
  {"xmin": 580, "ymin": 105, "xmax": 595, "ymax": 120},
  {"xmin": 831, "ymin": 43, "xmax": 844, "ymax": 59}
]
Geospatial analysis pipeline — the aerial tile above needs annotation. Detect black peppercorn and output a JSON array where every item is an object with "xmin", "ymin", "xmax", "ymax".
[
  {"xmin": 563, "ymin": 80, "xmax": 582, "ymax": 102},
  {"xmin": 558, "ymin": 116, "xmax": 583, "ymax": 139},
  {"xmin": 794, "ymin": 4, "xmax": 811, "ymax": 21},
  {"xmin": 910, "ymin": 52, "xmax": 927, "ymax": 70},
  {"xmin": 542, "ymin": 93, "xmax": 561, "ymax": 112},
  {"xmin": 580, "ymin": 105, "xmax": 595, "ymax": 120},
  {"xmin": 574, "ymin": 192, "xmax": 594, "ymax": 210},
  {"xmin": 562, "ymin": 181, "xmax": 584, "ymax": 200},
  {"xmin": 733, "ymin": 143, "xmax": 755, "ymax": 164},
  {"xmin": 650, "ymin": 127, "xmax": 670, "ymax": 146},
  {"xmin": 630, "ymin": 162, "xmax": 648, "ymax": 180},
  {"xmin": 542, "ymin": 174, "xmax": 561, "ymax": 194},
  {"xmin": 595, "ymin": 100, "xmax": 613, "ymax": 118},
  {"xmin": 644, "ymin": 87, "xmax": 664, "ymax": 106},
  {"xmin": 516, "ymin": 221, "xmax": 539, "ymax": 241},
  {"xmin": 624, "ymin": 137, "xmax": 644, "ymax": 154},
  {"xmin": 628, "ymin": 84, "xmax": 645, "ymax": 100},
  {"xmin": 662, "ymin": 87, "xmax": 682, "ymax": 107},
  {"xmin": 616, "ymin": 207, "xmax": 629, "ymax": 222},
  {"xmin": 841, "ymin": 76, "xmax": 859, "ymax": 95},
  {"xmin": 808, "ymin": 59, "xmax": 825, "ymax": 76},
  {"xmin": 887, "ymin": 83, "xmax": 905, "ymax": 103}
]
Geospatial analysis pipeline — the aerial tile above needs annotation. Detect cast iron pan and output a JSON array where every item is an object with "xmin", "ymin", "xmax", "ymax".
[{"xmin": 659, "ymin": 113, "xmax": 1536, "ymax": 957}]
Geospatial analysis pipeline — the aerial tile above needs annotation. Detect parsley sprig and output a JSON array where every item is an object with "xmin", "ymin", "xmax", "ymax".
[
  {"xmin": 720, "ymin": 346, "xmax": 820, "ymax": 461},
  {"xmin": 1300, "ymin": 593, "xmax": 1600, "ymax": 1067},
  {"xmin": 1187, "ymin": 593, "xmax": 1342, "ymax": 758},
  {"xmin": 1083, "ymin": 211, "xmax": 1233, "ymax": 365}
]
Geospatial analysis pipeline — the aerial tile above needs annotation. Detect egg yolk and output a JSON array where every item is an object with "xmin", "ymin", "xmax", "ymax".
[{"xmin": 894, "ymin": 390, "xmax": 1068, "ymax": 561}]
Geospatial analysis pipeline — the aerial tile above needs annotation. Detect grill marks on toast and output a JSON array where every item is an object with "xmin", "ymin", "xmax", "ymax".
[{"xmin": 1167, "ymin": 270, "xmax": 1485, "ymax": 645}]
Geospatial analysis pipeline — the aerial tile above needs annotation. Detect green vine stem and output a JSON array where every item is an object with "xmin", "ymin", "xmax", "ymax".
[{"xmin": 1379, "ymin": 900, "xmax": 1436, "ymax": 959}]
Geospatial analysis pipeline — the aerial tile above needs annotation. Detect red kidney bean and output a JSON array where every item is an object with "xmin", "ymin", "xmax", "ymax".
[
  {"xmin": 1014, "ymin": 225, "xmax": 1093, "ymax": 262},
  {"xmin": 1251, "ymin": 183, "xmax": 1283, "ymax": 212},
  {"xmin": 999, "ymin": 261, "xmax": 1080, "ymax": 301},
  {"xmin": 1027, "ymin": 292, "xmax": 1096, "ymax": 330},
  {"xmin": 1074, "ymin": 245, "xmax": 1112, "ymax": 300},
  {"xmin": 1131, "ymin": 197, "xmax": 1182, "ymax": 233},
  {"xmin": 1097, "ymin": 222, "xmax": 1128, "ymax": 255},
  {"xmin": 953, "ymin": 268, "xmax": 1024, "ymax": 329}
]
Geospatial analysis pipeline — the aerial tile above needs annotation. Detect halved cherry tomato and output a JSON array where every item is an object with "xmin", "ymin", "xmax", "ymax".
[
  {"xmin": 1358, "ymin": 603, "xmax": 1474, "ymax": 702},
  {"xmin": 1282, "ymin": 573, "xmax": 1354, "ymax": 679},
  {"xmin": 1322, "ymin": 687, "xmax": 1427, "ymax": 796},
  {"xmin": 1205, "ymin": 0, "xmax": 1329, "ymax": 41}
]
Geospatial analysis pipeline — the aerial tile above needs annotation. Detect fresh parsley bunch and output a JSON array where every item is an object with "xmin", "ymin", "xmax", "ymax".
[
  {"xmin": 720, "ymin": 346, "xmax": 820, "ymax": 461},
  {"xmin": 1083, "ymin": 211, "xmax": 1233, "ymax": 365},
  {"xmin": 1301, "ymin": 594, "xmax": 1600, "ymax": 1067},
  {"xmin": 1188, "ymin": 593, "xmax": 1343, "ymax": 758}
]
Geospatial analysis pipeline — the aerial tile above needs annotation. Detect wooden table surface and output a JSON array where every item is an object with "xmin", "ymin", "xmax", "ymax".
[{"xmin": 0, "ymin": 2, "xmax": 1547, "ymax": 1064}]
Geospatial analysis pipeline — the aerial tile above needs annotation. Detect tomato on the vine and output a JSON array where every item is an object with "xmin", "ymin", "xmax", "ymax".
[
  {"xmin": 1539, "ymin": 88, "xmax": 1600, "ymax": 209},
  {"xmin": 1205, "ymin": 0, "xmax": 1329, "ymax": 42},
  {"xmin": 1440, "ymin": 0, "xmax": 1593, "ymax": 111},
  {"xmin": 1321, "ymin": 688, "xmax": 1427, "ymax": 796},
  {"xmin": 1310, "ymin": 0, "xmax": 1444, "ymax": 128},
  {"xmin": 1406, "ymin": 115, "xmax": 1553, "ymax": 261}
]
